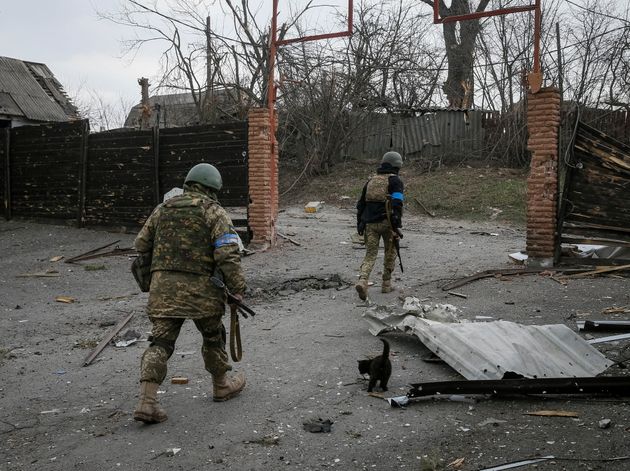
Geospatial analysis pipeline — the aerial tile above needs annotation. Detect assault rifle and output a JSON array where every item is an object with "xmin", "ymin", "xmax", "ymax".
[
  {"xmin": 385, "ymin": 197, "xmax": 404, "ymax": 273},
  {"xmin": 210, "ymin": 276, "xmax": 257, "ymax": 318}
]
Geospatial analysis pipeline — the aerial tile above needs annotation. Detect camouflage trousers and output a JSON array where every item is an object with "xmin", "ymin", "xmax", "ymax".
[
  {"xmin": 358, "ymin": 221, "xmax": 397, "ymax": 282},
  {"xmin": 140, "ymin": 315, "xmax": 231, "ymax": 384}
]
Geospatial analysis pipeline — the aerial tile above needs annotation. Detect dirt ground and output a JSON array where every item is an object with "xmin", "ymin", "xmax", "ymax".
[{"xmin": 1, "ymin": 203, "xmax": 629, "ymax": 471}]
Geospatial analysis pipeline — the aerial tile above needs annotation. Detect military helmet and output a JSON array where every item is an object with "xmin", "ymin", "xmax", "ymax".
[
  {"xmin": 381, "ymin": 151, "xmax": 403, "ymax": 169},
  {"xmin": 184, "ymin": 163, "xmax": 223, "ymax": 191}
]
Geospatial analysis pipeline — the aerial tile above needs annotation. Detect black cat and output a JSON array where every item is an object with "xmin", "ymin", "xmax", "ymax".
[{"xmin": 358, "ymin": 338, "xmax": 392, "ymax": 392}]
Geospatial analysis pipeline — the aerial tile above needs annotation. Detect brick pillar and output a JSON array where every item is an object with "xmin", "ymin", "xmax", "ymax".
[
  {"xmin": 526, "ymin": 87, "xmax": 561, "ymax": 267},
  {"xmin": 247, "ymin": 108, "xmax": 278, "ymax": 246}
]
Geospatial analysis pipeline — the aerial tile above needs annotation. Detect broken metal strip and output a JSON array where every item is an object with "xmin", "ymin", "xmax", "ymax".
[
  {"xmin": 560, "ymin": 263, "xmax": 630, "ymax": 279},
  {"xmin": 408, "ymin": 377, "xmax": 630, "ymax": 398},
  {"xmin": 65, "ymin": 240, "xmax": 121, "ymax": 263},
  {"xmin": 587, "ymin": 333, "xmax": 630, "ymax": 344},
  {"xmin": 479, "ymin": 456, "xmax": 555, "ymax": 471},
  {"xmin": 83, "ymin": 312, "xmax": 134, "ymax": 366},
  {"xmin": 66, "ymin": 247, "xmax": 135, "ymax": 263},
  {"xmin": 440, "ymin": 267, "xmax": 587, "ymax": 291}
]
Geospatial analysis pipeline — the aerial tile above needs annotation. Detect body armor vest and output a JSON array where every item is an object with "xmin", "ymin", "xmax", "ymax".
[
  {"xmin": 151, "ymin": 194, "xmax": 215, "ymax": 275},
  {"xmin": 365, "ymin": 173, "xmax": 394, "ymax": 202}
]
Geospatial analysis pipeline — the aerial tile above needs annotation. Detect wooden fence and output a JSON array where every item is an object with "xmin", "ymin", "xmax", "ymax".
[
  {"xmin": 1, "ymin": 120, "xmax": 248, "ymax": 232},
  {"xmin": 559, "ymin": 122, "xmax": 630, "ymax": 254}
]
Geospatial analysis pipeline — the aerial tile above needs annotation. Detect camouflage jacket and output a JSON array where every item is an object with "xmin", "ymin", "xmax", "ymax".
[{"xmin": 134, "ymin": 186, "xmax": 246, "ymax": 319}]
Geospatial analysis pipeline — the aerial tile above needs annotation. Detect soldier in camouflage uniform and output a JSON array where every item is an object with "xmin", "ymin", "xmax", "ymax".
[
  {"xmin": 355, "ymin": 151, "xmax": 404, "ymax": 300},
  {"xmin": 133, "ymin": 163, "xmax": 247, "ymax": 424}
]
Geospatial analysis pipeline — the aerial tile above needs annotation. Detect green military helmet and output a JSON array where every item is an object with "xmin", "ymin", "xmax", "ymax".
[
  {"xmin": 381, "ymin": 151, "xmax": 403, "ymax": 169},
  {"xmin": 184, "ymin": 163, "xmax": 223, "ymax": 191}
]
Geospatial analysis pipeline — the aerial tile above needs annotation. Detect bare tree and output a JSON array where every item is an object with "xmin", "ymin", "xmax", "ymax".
[
  {"xmin": 277, "ymin": 0, "xmax": 442, "ymax": 175},
  {"xmin": 71, "ymin": 84, "xmax": 134, "ymax": 131},
  {"xmin": 98, "ymin": 0, "xmax": 306, "ymax": 123},
  {"xmin": 420, "ymin": 0, "xmax": 490, "ymax": 108}
]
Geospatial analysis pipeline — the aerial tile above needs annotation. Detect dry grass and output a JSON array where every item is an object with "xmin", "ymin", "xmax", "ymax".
[{"xmin": 280, "ymin": 160, "xmax": 527, "ymax": 227}]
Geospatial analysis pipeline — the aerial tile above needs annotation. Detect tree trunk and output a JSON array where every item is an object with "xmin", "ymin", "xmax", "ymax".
[{"xmin": 437, "ymin": 0, "xmax": 489, "ymax": 108}]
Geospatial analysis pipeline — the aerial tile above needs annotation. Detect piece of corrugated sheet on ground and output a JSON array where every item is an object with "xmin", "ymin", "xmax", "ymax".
[{"xmin": 363, "ymin": 311, "xmax": 612, "ymax": 380}]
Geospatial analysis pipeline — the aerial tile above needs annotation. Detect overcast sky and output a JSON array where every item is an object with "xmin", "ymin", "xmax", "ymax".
[
  {"xmin": 0, "ymin": 0, "xmax": 348, "ymax": 115},
  {"xmin": 0, "ymin": 0, "xmax": 168, "ymax": 108}
]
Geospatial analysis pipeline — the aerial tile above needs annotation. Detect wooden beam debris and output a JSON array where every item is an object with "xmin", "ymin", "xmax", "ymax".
[
  {"xmin": 277, "ymin": 231, "xmax": 302, "ymax": 246},
  {"xmin": 65, "ymin": 240, "xmax": 134, "ymax": 264},
  {"xmin": 83, "ymin": 312, "xmax": 134, "ymax": 366},
  {"xmin": 441, "ymin": 267, "xmax": 591, "ymax": 291},
  {"xmin": 558, "ymin": 264, "xmax": 630, "ymax": 280},
  {"xmin": 413, "ymin": 197, "xmax": 435, "ymax": 217}
]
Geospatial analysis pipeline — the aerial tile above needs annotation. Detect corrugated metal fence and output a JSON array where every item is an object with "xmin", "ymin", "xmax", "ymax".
[
  {"xmin": 346, "ymin": 110, "xmax": 526, "ymax": 165},
  {"xmin": 1, "ymin": 120, "xmax": 248, "ymax": 231}
]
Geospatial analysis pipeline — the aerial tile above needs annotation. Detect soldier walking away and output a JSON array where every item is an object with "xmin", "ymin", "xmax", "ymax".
[
  {"xmin": 133, "ymin": 163, "xmax": 247, "ymax": 424},
  {"xmin": 355, "ymin": 151, "xmax": 404, "ymax": 300}
]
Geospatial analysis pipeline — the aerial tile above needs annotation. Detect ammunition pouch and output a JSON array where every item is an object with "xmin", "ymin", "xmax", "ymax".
[{"xmin": 131, "ymin": 252, "xmax": 153, "ymax": 292}]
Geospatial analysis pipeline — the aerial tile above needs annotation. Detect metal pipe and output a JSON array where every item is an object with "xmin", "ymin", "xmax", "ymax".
[
  {"xmin": 408, "ymin": 377, "xmax": 630, "ymax": 397},
  {"xmin": 436, "ymin": 5, "xmax": 536, "ymax": 24},
  {"xmin": 533, "ymin": 0, "xmax": 541, "ymax": 73}
]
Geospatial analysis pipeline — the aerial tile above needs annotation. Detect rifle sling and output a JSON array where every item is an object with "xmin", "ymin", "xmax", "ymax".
[{"xmin": 229, "ymin": 304, "xmax": 243, "ymax": 362}]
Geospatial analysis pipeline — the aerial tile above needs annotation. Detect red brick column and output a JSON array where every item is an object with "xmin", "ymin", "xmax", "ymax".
[
  {"xmin": 526, "ymin": 87, "xmax": 561, "ymax": 266},
  {"xmin": 248, "ymin": 108, "xmax": 278, "ymax": 246}
]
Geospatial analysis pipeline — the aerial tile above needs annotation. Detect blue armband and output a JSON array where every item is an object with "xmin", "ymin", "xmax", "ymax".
[
  {"xmin": 214, "ymin": 233, "xmax": 240, "ymax": 248},
  {"xmin": 391, "ymin": 192, "xmax": 404, "ymax": 202}
]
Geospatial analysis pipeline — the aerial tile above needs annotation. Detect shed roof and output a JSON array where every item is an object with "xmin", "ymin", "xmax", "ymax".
[
  {"xmin": 124, "ymin": 88, "xmax": 245, "ymax": 128},
  {"xmin": 0, "ymin": 56, "xmax": 77, "ymax": 122}
]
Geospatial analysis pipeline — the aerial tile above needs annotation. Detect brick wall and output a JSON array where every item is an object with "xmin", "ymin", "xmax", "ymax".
[
  {"xmin": 247, "ymin": 108, "xmax": 278, "ymax": 246},
  {"xmin": 526, "ymin": 87, "xmax": 561, "ymax": 266}
]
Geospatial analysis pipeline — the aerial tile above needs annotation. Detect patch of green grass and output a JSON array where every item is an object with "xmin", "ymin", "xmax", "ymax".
[
  {"xmin": 408, "ymin": 167, "xmax": 527, "ymax": 226},
  {"xmin": 84, "ymin": 264, "xmax": 107, "ymax": 271}
]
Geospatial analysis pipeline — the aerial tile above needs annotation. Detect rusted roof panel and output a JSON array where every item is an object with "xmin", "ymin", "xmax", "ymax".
[{"xmin": 0, "ymin": 56, "xmax": 70, "ymax": 122}]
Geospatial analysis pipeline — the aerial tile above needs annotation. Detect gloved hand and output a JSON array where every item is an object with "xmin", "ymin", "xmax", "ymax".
[
  {"xmin": 391, "ymin": 214, "xmax": 401, "ymax": 229},
  {"xmin": 228, "ymin": 292, "xmax": 243, "ymax": 308},
  {"xmin": 357, "ymin": 221, "xmax": 366, "ymax": 236}
]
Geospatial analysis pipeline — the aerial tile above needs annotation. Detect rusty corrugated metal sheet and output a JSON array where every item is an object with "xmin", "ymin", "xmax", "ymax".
[{"xmin": 0, "ymin": 56, "xmax": 70, "ymax": 122}]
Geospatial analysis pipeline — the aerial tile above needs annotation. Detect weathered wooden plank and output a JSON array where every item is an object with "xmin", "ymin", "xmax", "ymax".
[
  {"xmin": 89, "ymin": 132, "xmax": 152, "ymax": 143},
  {"xmin": 560, "ymin": 122, "xmax": 630, "ymax": 254},
  {"xmin": 6, "ymin": 120, "xmax": 249, "ymax": 228},
  {"xmin": 78, "ymin": 121, "xmax": 89, "ymax": 227},
  {"xmin": 560, "ymin": 256, "xmax": 630, "ymax": 267},
  {"xmin": 561, "ymin": 231, "xmax": 630, "ymax": 246},
  {"xmin": 160, "ymin": 122, "xmax": 246, "ymax": 136},
  {"xmin": 2, "ymin": 128, "xmax": 10, "ymax": 220}
]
